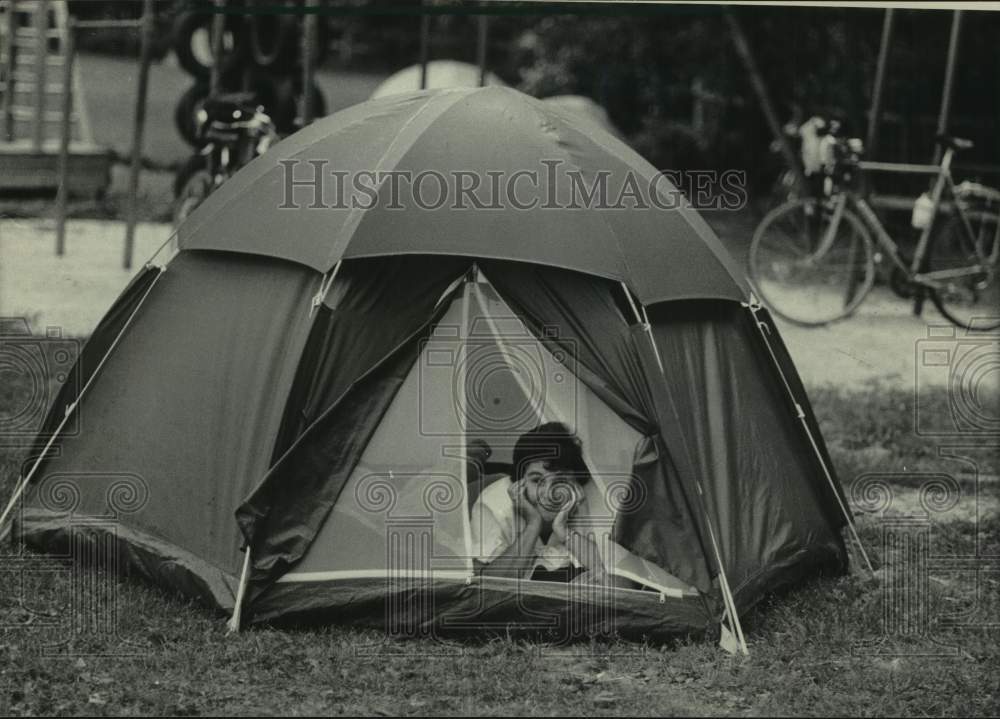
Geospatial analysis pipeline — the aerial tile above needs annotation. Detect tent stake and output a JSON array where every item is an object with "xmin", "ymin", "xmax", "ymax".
[
  {"xmin": 698, "ymin": 489, "xmax": 748, "ymax": 655},
  {"xmin": 0, "ymin": 267, "xmax": 167, "ymax": 541},
  {"xmin": 742, "ymin": 296, "xmax": 874, "ymax": 573},
  {"xmin": 620, "ymin": 283, "xmax": 749, "ymax": 655},
  {"xmin": 226, "ymin": 547, "xmax": 252, "ymax": 633}
]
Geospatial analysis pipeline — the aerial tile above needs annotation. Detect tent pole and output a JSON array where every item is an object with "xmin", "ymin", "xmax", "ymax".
[
  {"xmin": 742, "ymin": 296, "xmax": 874, "ymax": 573},
  {"xmin": 619, "ymin": 283, "xmax": 748, "ymax": 655},
  {"xmin": 310, "ymin": 261, "xmax": 342, "ymax": 316},
  {"xmin": 0, "ymin": 394, "xmax": 81, "ymax": 540},
  {"xmin": 0, "ymin": 267, "xmax": 167, "ymax": 541},
  {"xmin": 620, "ymin": 282, "xmax": 643, "ymax": 331},
  {"xmin": 145, "ymin": 227, "xmax": 181, "ymax": 268},
  {"xmin": 226, "ymin": 547, "xmax": 252, "ymax": 633},
  {"xmin": 638, "ymin": 304, "xmax": 664, "ymax": 373},
  {"xmin": 458, "ymin": 271, "xmax": 474, "ymax": 580},
  {"xmin": 224, "ymin": 258, "xmax": 350, "ymax": 629},
  {"xmin": 475, "ymin": 278, "xmax": 548, "ymax": 427},
  {"xmin": 697, "ymin": 493, "xmax": 747, "ymax": 654}
]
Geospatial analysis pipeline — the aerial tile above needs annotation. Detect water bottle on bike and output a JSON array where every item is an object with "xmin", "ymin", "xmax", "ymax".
[{"xmin": 749, "ymin": 121, "xmax": 1000, "ymax": 331}]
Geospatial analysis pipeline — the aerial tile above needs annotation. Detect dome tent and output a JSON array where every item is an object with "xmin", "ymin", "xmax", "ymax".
[
  {"xmin": 541, "ymin": 94, "xmax": 622, "ymax": 139},
  {"xmin": 7, "ymin": 87, "xmax": 865, "ymax": 650},
  {"xmin": 369, "ymin": 60, "xmax": 507, "ymax": 99}
]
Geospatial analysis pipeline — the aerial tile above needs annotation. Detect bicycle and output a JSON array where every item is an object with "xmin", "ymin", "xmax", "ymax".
[
  {"xmin": 173, "ymin": 93, "xmax": 277, "ymax": 227},
  {"xmin": 748, "ymin": 133, "xmax": 1000, "ymax": 331}
]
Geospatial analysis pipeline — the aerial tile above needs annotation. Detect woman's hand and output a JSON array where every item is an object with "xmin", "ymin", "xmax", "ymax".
[
  {"xmin": 550, "ymin": 484, "xmax": 585, "ymax": 546},
  {"xmin": 478, "ymin": 481, "xmax": 545, "ymax": 580},
  {"xmin": 508, "ymin": 479, "xmax": 543, "ymax": 526}
]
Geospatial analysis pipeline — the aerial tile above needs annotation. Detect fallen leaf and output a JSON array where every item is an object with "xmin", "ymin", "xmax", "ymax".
[{"xmin": 593, "ymin": 691, "xmax": 617, "ymax": 707}]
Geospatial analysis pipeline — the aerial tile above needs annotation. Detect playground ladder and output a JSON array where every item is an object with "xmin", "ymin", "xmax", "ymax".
[
  {"xmin": 0, "ymin": 0, "xmax": 109, "ymax": 196},
  {"xmin": 1, "ymin": 0, "xmax": 93, "ymax": 146}
]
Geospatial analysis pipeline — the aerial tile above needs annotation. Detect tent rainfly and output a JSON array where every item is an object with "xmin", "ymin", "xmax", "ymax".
[{"xmin": 3, "ymin": 87, "xmax": 869, "ymax": 652}]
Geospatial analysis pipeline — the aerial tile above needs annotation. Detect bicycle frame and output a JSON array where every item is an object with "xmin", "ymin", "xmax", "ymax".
[
  {"xmin": 750, "ymin": 140, "xmax": 1000, "ymax": 329},
  {"xmin": 843, "ymin": 149, "xmax": 997, "ymax": 290}
]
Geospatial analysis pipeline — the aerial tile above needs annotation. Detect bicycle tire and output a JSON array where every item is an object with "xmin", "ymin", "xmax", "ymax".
[
  {"xmin": 173, "ymin": 156, "xmax": 214, "ymax": 228},
  {"xmin": 749, "ymin": 197, "xmax": 875, "ymax": 327},
  {"xmin": 173, "ymin": 81, "xmax": 213, "ymax": 147},
  {"xmin": 928, "ymin": 208, "xmax": 1000, "ymax": 331},
  {"xmin": 268, "ymin": 75, "xmax": 327, "ymax": 133},
  {"xmin": 172, "ymin": 11, "xmax": 246, "ymax": 81},
  {"xmin": 246, "ymin": 0, "xmax": 298, "ymax": 67},
  {"xmin": 173, "ymin": 152, "xmax": 209, "ymax": 198}
]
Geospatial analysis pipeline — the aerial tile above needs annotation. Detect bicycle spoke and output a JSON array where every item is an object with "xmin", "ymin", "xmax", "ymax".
[
  {"xmin": 749, "ymin": 199, "xmax": 874, "ymax": 326},
  {"xmin": 929, "ymin": 209, "xmax": 1000, "ymax": 331}
]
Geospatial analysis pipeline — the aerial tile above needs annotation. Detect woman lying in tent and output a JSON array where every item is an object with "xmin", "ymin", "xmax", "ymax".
[{"xmin": 470, "ymin": 422, "xmax": 634, "ymax": 587}]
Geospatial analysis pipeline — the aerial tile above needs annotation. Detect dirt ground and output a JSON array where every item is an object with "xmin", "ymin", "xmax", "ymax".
[
  {"xmin": 3, "ymin": 216, "xmax": 994, "ymax": 395},
  {"xmin": 0, "ymin": 219, "xmax": 172, "ymax": 336}
]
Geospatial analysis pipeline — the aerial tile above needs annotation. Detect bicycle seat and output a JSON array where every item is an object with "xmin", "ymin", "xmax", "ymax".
[
  {"xmin": 201, "ymin": 93, "xmax": 262, "ymax": 124},
  {"xmin": 934, "ymin": 134, "xmax": 974, "ymax": 151}
]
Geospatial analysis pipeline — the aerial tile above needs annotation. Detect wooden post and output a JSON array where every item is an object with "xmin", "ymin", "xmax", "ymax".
[
  {"xmin": 932, "ymin": 10, "xmax": 963, "ymax": 165},
  {"xmin": 54, "ymin": 18, "xmax": 73, "ymax": 256},
  {"xmin": 31, "ymin": 0, "xmax": 47, "ymax": 151},
  {"xmin": 692, "ymin": 77, "xmax": 705, "ymax": 138},
  {"xmin": 865, "ymin": 8, "xmax": 893, "ymax": 160},
  {"xmin": 209, "ymin": 0, "xmax": 225, "ymax": 95},
  {"xmin": 723, "ymin": 9, "xmax": 807, "ymax": 192},
  {"xmin": 2, "ymin": 0, "xmax": 17, "ymax": 142},
  {"xmin": 301, "ymin": 0, "xmax": 319, "ymax": 125},
  {"xmin": 419, "ymin": 4, "xmax": 429, "ymax": 90},
  {"xmin": 476, "ymin": 15, "xmax": 488, "ymax": 87},
  {"xmin": 123, "ymin": 0, "xmax": 154, "ymax": 271}
]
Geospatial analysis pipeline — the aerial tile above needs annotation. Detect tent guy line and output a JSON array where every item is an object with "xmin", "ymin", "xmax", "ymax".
[{"xmin": 0, "ymin": 264, "xmax": 167, "ymax": 540}]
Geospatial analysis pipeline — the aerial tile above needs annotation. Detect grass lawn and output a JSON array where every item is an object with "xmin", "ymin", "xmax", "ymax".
[{"xmin": 0, "ymin": 366, "xmax": 998, "ymax": 715}]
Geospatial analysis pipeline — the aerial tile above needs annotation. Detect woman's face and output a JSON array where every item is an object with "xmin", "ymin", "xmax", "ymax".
[{"xmin": 522, "ymin": 460, "xmax": 578, "ymax": 522}]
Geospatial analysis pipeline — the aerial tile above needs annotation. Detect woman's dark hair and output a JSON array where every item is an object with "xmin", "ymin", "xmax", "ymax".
[{"xmin": 512, "ymin": 421, "xmax": 590, "ymax": 485}]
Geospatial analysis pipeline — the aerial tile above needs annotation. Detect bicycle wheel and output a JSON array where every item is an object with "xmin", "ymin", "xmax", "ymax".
[
  {"xmin": 928, "ymin": 209, "xmax": 1000, "ymax": 331},
  {"xmin": 172, "ymin": 11, "xmax": 246, "ymax": 81},
  {"xmin": 173, "ymin": 155, "xmax": 213, "ymax": 228},
  {"xmin": 749, "ymin": 198, "xmax": 875, "ymax": 326}
]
